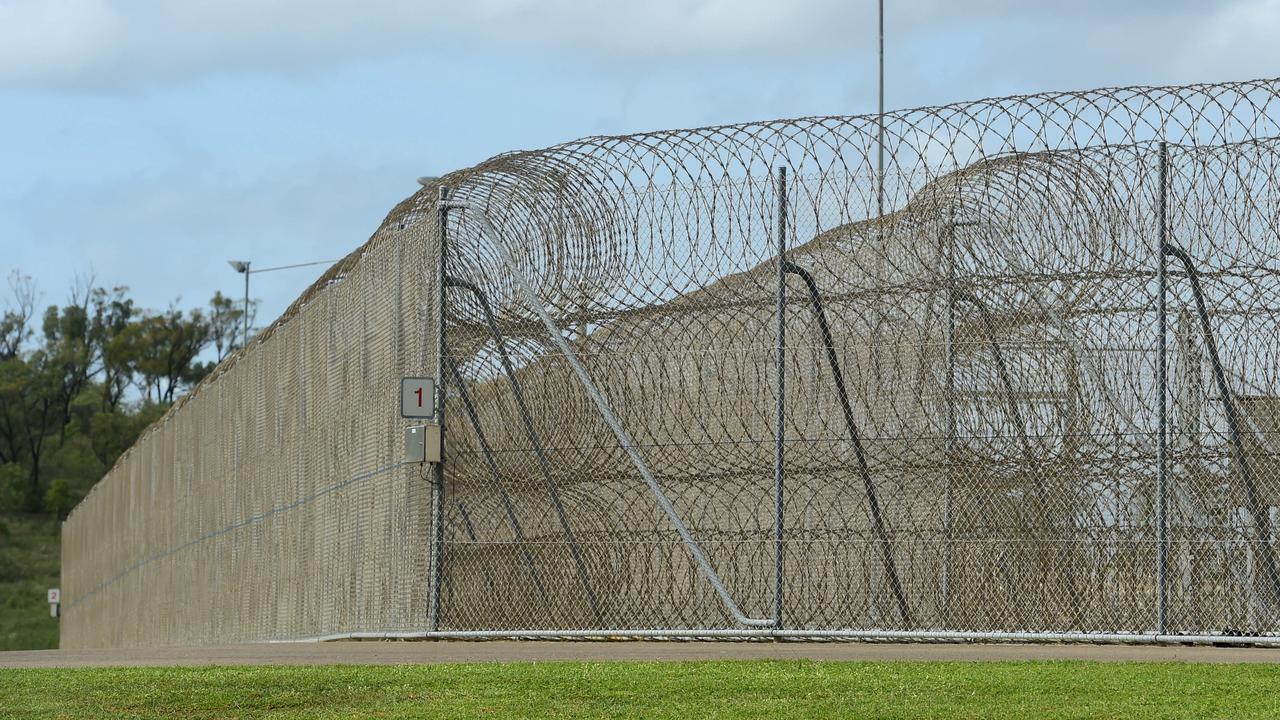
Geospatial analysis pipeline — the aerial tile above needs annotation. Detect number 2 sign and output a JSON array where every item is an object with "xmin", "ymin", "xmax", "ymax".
[{"xmin": 400, "ymin": 377, "xmax": 437, "ymax": 419}]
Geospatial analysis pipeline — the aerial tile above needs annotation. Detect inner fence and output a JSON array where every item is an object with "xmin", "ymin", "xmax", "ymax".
[{"xmin": 61, "ymin": 78, "xmax": 1280, "ymax": 647}]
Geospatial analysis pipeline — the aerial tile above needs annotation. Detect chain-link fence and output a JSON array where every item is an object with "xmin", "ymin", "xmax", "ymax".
[{"xmin": 62, "ymin": 77, "xmax": 1280, "ymax": 647}]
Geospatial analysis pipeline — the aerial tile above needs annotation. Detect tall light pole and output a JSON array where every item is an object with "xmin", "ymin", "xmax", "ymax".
[
  {"xmin": 877, "ymin": 0, "xmax": 885, "ymax": 221},
  {"xmin": 227, "ymin": 260, "xmax": 251, "ymax": 347},
  {"xmin": 227, "ymin": 259, "xmax": 337, "ymax": 349}
]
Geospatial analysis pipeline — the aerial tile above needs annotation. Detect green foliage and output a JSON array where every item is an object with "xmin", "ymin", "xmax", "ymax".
[
  {"xmin": 0, "ymin": 272, "xmax": 249, "ymax": 649},
  {"xmin": 208, "ymin": 290, "xmax": 255, "ymax": 361},
  {"xmin": 117, "ymin": 306, "xmax": 212, "ymax": 405},
  {"xmin": 0, "ymin": 513, "xmax": 59, "ymax": 649},
  {"xmin": 0, "ymin": 464, "xmax": 25, "ymax": 514},
  {"xmin": 0, "ymin": 275, "xmax": 237, "ymax": 509},
  {"xmin": 85, "ymin": 403, "xmax": 168, "ymax": 470},
  {"xmin": 42, "ymin": 479, "xmax": 72, "ymax": 521}
]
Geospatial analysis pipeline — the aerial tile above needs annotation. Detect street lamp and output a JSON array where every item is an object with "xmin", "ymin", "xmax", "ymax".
[
  {"xmin": 228, "ymin": 260, "xmax": 251, "ymax": 347},
  {"xmin": 227, "ymin": 258, "xmax": 337, "ymax": 349}
]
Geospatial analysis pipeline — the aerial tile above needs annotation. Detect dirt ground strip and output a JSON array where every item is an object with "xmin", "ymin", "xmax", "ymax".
[{"xmin": 3, "ymin": 640, "xmax": 1280, "ymax": 668}]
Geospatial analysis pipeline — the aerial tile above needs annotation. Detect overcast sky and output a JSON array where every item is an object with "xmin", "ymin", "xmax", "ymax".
[{"xmin": 2, "ymin": 0, "xmax": 1278, "ymax": 329}]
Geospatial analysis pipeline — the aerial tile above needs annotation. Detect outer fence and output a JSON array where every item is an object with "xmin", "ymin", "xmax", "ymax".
[
  {"xmin": 60, "ymin": 216, "xmax": 440, "ymax": 647},
  {"xmin": 62, "ymin": 77, "xmax": 1280, "ymax": 646}
]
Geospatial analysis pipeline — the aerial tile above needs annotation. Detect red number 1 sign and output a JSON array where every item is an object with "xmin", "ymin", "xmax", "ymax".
[{"xmin": 401, "ymin": 377, "xmax": 436, "ymax": 419}]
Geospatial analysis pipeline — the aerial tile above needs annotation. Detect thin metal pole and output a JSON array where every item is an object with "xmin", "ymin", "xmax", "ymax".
[
  {"xmin": 447, "ymin": 357, "xmax": 552, "ymax": 612},
  {"xmin": 444, "ymin": 277, "xmax": 604, "ymax": 624},
  {"xmin": 249, "ymin": 259, "xmax": 337, "ymax": 274},
  {"xmin": 1156, "ymin": 142, "xmax": 1169, "ymax": 634},
  {"xmin": 1163, "ymin": 240, "xmax": 1280, "ymax": 613},
  {"xmin": 782, "ymin": 261, "xmax": 911, "ymax": 626},
  {"xmin": 465, "ymin": 205, "xmax": 772, "ymax": 628},
  {"xmin": 428, "ymin": 185, "xmax": 450, "ymax": 632},
  {"xmin": 877, "ymin": 0, "xmax": 885, "ymax": 221},
  {"xmin": 242, "ymin": 262, "xmax": 250, "ymax": 348},
  {"xmin": 289, "ymin": 627, "xmax": 1280, "ymax": 646},
  {"xmin": 774, "ymin": 165, "xmax": 788, "ymax": 630},
  {"xmin": 953, "ymin": 290, "xmax": 1039, "ymax": 493},
  {"xmin": 942, "ymin": 220, "xmax": 957, "ymax": 626}
]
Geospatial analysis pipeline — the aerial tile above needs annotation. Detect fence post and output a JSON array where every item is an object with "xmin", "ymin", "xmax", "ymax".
[
  {"xmin": 774, "ymin": 166, "xmax": 788, "ymax": 630},
  {"xmin": 1156, "ymin": 143, "xmax": 1169, "ymax": 635},
  {"xmin": 465, "ymin": 205, "xmax": 773, "ymax": 628},
  {"xmin": 941, "ymin": 217, "xmax": 958, "ymax": 627},
  {"xmin": 429, "ymin": 185, "xmax": 451, "ymax": 632},
  {"xmin": 444, "ymin": 277, "xmax": 604, "ymax": 624}
]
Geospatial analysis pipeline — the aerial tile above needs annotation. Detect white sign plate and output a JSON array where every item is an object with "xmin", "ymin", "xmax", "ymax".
[
  {"xmin": 47, "ymin": 588, "xmax": 60, "ymax": 604},
  {"xmin": 401, "ymin": 377, "xmax": 436, "ymax": 419}
]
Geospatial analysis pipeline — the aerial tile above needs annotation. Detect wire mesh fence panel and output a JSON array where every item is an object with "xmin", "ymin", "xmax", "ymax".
[
  {"xmin": 59, "ymin": 214, "xmax": 438, "ymax": 647},
  {"xmin": 61, "ymin": 77, "xmax": 1280, "ymax": 646}
]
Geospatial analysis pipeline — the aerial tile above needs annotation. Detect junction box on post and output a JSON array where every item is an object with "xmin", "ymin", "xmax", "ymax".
[{"xmin": 406, "ymin": 424, "xmax": 441, "ymax": 464}]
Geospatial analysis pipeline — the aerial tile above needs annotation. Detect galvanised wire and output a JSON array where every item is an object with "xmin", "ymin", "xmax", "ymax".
[{"xmin": 62, "ymin": 77, "xmax": 1280, "ymax": 646}]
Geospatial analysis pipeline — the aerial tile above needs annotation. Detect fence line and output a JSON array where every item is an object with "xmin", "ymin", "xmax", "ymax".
[{"xmin": 62, "ymin": 76, "xmax": 1280, "ymax": 646}]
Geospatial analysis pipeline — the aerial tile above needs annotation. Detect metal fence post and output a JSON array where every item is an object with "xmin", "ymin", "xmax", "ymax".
[
  {"xmin": 444, "ymin": 277, "xmax": 604, "ymax": 624},
  {"xmin": 429, "ymin": 185, "xmax": 451, "ymax": 632},
  {"xmin": 774, "ymin": 165, "xmax": 788, "ymax": 631},
  {"xmin": 465, "ymin": 205, "xmax": 773, "ymax": 628},
  {"xmin": 941, "ymin": 217, "xmax": 958, "ymax": 627},
  {"xmin": 1162, "ymin": 239, "xmax": 1280, "ymax": 617},
  {"xmin": 782, "ymin": 261, "xmax": 911, "ymax": 626},
  {"xmin": 1156, "ymin": 143, "xmax": 1169, "ymax": 635}
]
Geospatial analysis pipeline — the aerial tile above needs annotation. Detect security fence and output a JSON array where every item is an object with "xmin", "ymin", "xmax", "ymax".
[{"xmin": 62, "ymin": 77, "xmax": 1280, "ymax": 646}]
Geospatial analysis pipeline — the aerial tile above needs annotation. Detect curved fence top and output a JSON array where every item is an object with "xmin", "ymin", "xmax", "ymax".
[{"xmin": 73, "ymin": 76, "xmax": 1280, "ymax": 519}]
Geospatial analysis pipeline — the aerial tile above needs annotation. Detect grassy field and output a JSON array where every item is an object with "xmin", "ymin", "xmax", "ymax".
[
  {"xmin": 0, "ymin": 513, "xmax": 59, "ymax": 651},
  {"xmin": 1, "ymin": 660, "xmax": 1279, "ymax": 719}
]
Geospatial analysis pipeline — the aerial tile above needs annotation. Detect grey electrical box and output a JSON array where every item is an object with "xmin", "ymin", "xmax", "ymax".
[{"xmin": 406, "ymin": 424, "xmax": 441, "ymax": 464}]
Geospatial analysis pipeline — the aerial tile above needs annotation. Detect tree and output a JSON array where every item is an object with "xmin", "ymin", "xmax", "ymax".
[
  {"xmin": 122, "ymin": 305, "xmax": 212, "ymax": 405},
  {"xmin": 43, "ymin": 476, "xmax": 73, "ymax": 520},
  {"xmin": 83, "ymin": 401, "xmax": 167, "ymax": 469},
  {"xmin": 90, "ymin": 286, "xmax": 137, "ymax": 413},
  {"xmin": 0, "ymin": 274, "xmax": 224, "ymax": 516},
  {"xmin": 0, "ymin": 347, "xmax": 62, "ymax": 510},
  {"xmin": 0, "ymin": 275, "xmax": 62, "ymax": 510},
  {"xmin": 207, "ymin": 291, "xmax": 251, "ymax": 362},
  {"xmin": 0, "ymin": 272, "xmax": 35, "ymax": 361},
  {"xmin": 42, "ymin": 293, "xmax": 94, "ymax": 432}
]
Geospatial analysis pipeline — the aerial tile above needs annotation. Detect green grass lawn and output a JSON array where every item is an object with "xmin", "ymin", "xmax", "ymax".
[
  {"xmin": 0, "ymin": 513, "xmax": 60, "ymax": 651},
  {"xmin": 1, "ymin": 660, "xmax": 1278, "ymax": 719}
]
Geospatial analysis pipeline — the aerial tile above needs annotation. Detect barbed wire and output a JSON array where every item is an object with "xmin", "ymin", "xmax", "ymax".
[
  {"xmin": 428, "ymin": 78, "xmax": 1280, "ymax": 634},
  {"xmin": 62, "ymin": 76, "xmax": 1280, "ymax": 645}
]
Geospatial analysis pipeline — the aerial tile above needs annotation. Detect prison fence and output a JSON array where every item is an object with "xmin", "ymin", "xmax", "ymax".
[{"xmin": 61, "ymin": 77, "xmax": 1280, "ymax": 647}]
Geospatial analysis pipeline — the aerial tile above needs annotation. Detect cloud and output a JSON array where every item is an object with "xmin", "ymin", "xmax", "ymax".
[
  {"xmin": 0, "ymin": 0, "xmax": 1264, "ymax": 88},
  {"xmin": 0, "ymin": 0, "xmax": 124, "ymax": 80},
  {"xmin": 0, "ymin": 0, "xmax": 1275, "ymax": 100},
  {"xmin": 0, "ymin": 0, "xmax": 861, "ymax": 86},
  {"xmin": 1182, "ymin": 0, "xmax": 1280, "ymax": 80}
]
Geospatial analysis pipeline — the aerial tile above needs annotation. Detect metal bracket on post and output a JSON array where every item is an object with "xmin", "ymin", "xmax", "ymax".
[{"xmin": 459, "ymin": 202, "xmax": 774, "ymax": 628}]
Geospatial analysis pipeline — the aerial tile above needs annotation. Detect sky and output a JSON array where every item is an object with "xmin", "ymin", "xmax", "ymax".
[{"xmin": 1, "ymin": 0, "xmax": 1278, "ymax": 332}]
